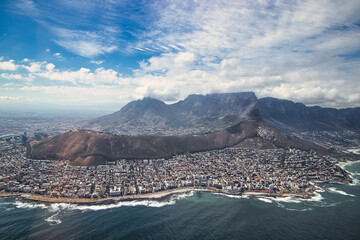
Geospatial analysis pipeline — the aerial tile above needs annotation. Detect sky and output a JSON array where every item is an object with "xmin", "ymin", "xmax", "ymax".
[{"xmin": 0, "ymin": 0, "xmax": 360, "ymax": 112}]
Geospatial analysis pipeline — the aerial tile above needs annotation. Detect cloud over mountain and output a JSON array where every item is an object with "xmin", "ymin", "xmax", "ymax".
[{"xmin": 0, "ymin": 0, "xmax": 359, "ymax": 110}]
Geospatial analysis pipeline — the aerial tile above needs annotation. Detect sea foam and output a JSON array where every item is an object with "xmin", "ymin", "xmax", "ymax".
[
  {"xmin": 257, "ymin": 197, "xmax": 272, "ymax": 203},
  {"xmin": 213, "ymin": 193, "xmax": 249, "ymax": 199},
  {"xmin": 13, "ymin": 191, "xmax": 195, "ymax": 212},
  {"xmin": 45, "ymin": 211, "xmax": 62, "ymax": 225},
  {"xmin": 328, "ymin": 187, "xmax": 356, "ymax": 197}
]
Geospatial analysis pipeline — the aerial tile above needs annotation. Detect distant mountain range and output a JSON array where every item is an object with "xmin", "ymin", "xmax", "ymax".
[
  {"xmin": 87, "ymin": 92, "xmax": 360, "ymax": 135},
  {"xmin": 27, "ymin": 110, "xmax": 331, "ymax": 166}
]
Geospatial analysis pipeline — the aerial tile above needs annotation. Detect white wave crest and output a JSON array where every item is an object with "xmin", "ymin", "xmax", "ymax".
[
  {"xmin": 257, "ymin": 197, "xmax": 272, "ymax": 203},
  {"xmin": 303, "ymin": 191, "xmax": 324, "ymax": 202},
  {"xmin": 14, "ymin": 201, "xmax": 48, "ymax": 209},
  {"xmin": 328, "ymin": 187, "xmax": 356, "ymax": 197},
  {"xmin": 314, "ymin": 186, "xmax": 325, "ymax": 193},
  {"xmin": 213, "ymin": 193, "xmax": 249, "ymax": 199},
  {"xmin": 14, "ymin": 191, "xmax": 195, "ymax": 212},
  {"xmin": 45, "ymin": 211, "xmax": 62, "ymax": 225},
  {"xmin": 284, "ymin": 207, "xmax": 313, "ymax": 212},
  {"xmin": 271, "ymin": 196, "xmax": 302, "ymax": 203},
  {"xmin": 350, "ymin": 178, "xmax": 360, "ymax": 186}
]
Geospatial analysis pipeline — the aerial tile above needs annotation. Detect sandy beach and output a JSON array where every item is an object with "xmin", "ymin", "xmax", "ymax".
[
  {"xmin": 0, "ymin": 192, "xmax": 21, "ymax": 198},
  {"xmin": 336, "ymin": 159, "xmax": 360, "ymax": 170},
  {"xmin": 347, "ymin": 148, "xmax": 360, "ymax": 155}
]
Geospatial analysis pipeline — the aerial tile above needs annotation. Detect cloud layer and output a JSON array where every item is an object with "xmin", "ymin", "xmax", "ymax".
[{"xmin": 1, "ymin": 0, "xmax": 360, "ymax": 110}]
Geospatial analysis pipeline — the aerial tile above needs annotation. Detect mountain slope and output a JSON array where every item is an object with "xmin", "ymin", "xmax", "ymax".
[
  {"xmin": 256, "ymin": 97, "xmax": 360, "ymax": 132},
  {"xmin": 86, "ymin": 92, "xmax": 360, "ymax": 136},
  {"xmin": 87, "ymin": 92, "xmax": 257, "ymax": 135},
  {"xmin": 28, "ymin": 110, "xmax": 331, "ymax": 166}
]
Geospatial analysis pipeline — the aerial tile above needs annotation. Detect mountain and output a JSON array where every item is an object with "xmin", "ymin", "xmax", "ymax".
[
  {"xmin": 86, "ymin": 92, "xmax": 360, "ymax": 136},
  {"xmin": 27, "ymin": 110, "xmax": 331, "ymax": 166},
  {"xmin": 256, "ymin": 97, "xmax": 360, "ymax": 132},
  {"xmin": 87, "ymin": 92, "xmax": 257, "ymax": 135}
]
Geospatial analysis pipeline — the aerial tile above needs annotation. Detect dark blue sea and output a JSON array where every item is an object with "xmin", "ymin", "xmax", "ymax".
[{"xmin": 1, "ymin": 161, "xmax": 360, "ymax": 240}]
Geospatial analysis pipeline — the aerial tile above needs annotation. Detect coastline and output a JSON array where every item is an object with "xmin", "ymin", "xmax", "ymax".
[
  {"xmin": 24, "ymin": 187, "xmax": 198, "ymax": 204},
  {"xmin": 0, "ymin": 192, "xmax": 21, "ymax": 198},
  {"xmin": 336, "ymin": 159, "xmax": 360, "ymax": 170},
  {"xmin": 4, "ymin": 187, "xmax": 314, "ymax": 205},
  {"xmin": 7, "ymin": 156, "xmax": 360, "ymax": 205},
  {"xmin": 346, "ymin": 148, "xmax": 360, "ymax": 155}
]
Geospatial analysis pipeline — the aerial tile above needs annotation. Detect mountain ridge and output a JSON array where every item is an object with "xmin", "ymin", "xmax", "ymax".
[
  {"xmin": 28, "ymin": 110, "xmax": 332, "ymax": 166},
  {"xmin": 86, "ymin": 92, "xmax": 360, "ymax": 135}
]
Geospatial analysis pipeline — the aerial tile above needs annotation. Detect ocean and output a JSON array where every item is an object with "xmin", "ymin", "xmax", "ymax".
[{"xmin": 1, "ymin": 162, "xmax": 360, "ymax": 240}]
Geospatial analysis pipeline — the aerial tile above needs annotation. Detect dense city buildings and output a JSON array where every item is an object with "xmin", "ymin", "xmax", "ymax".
[{"xmin": 0, "ymin": 140, "xmax": 350, "ymax": 200}]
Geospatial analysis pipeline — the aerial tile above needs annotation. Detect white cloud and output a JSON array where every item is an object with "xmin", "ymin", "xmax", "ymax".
[
  {"xmin": 36, "ymin": 65, "xmax": 124, "ymax": 85},
  {"xmin": 16, "ymin": 85, "xmax": 130, "ymax": 106},
  {"xmin": 90, "ymin": 60, "xmax": 104, "ymax": 65},
  {"xmin": 46, "ymin": 63, "xmax": 55, "ymax": 71},
  {"xmin": 129, "ymin": 0, "xmax": 360, "ymax": 107},
  {"xmin": 52, "ymin": 27, "xmax": 117, "ymax": 58},
  {"xmin": 3, "ymin": 0, "xmax": 360, "ymax": 109},
  {"xmin": 55, "ymin": 39, "xmax": 117, "ymax": 58},
  {"xmin": 174, "ymin": 52, "xmax": 195, "ymax": 68},
  {"xmin": 0, "ymin": 96, "xmax": 21, "ymax": 101},
  {"xmin": 23, "ymin": 62, "xmax": 43, "ymax": 72},
  {"xmin": 0, "ymin": 73, "xmax": 23, "ymax": 80},
  {"xmin": 53, "ymin": 52, "xmax": 63, "ymax": 59},
  {"xmin": 0, "ymin": 59, "xmax": 18, "ymax": 71},
  {"xmin": 1, "ymin": 59, "xmax": 125, "ymax": 86}
]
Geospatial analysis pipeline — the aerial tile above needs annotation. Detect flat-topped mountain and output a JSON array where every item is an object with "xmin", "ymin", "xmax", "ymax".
[
  {"xmin": 87, "ymin": 92, "xmax": 257, "ymax": 135},
  {"xmin": 27, "ymin": 110, "xmax": 331, "ymax": 166},
  {"xmin": 86, "ymin": 92, "xmax": 360, "ymax": 135}
]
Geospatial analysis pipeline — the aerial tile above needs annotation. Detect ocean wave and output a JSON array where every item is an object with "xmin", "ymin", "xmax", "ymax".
[
  {"xmin": 303, "ymin": 191, "xmax": 324, "ymax": 202},
  {"xmin": 349, "ymin": 178, "xmax": 360, "ymax": 186},
  {"xmin": 311, "ymin": 201, "xmax": 341, "ymax": 208},
  {"xmin": 0, "ymin": 202, "xmax": 12, "ymax": 207},
  {"xmin": 45, "ymin": 211, "xmax": 62, "ymax": 226},
  {"xmin": 4, "ymin": 207, "xmax": 15, "ymax": 211},
  {"xmin": 13, "ymin": 191, "xmax": 195, "ymax": 212},
  {"xmin": 328, "ymin": 187, "xmax": 356, "ymax": 197},
  {"xmin": 14, "ymin": 201, "xmax": 48, "ymax": 210},
  {"xmin": 317, "ymin": 187, "xmax": 326, "ymax": 193},
  {"xmin": 213, "ymin": 193, "xmax": 249, "ymax": 199},
  {"xmin": 257, "ymin": 197, "xmax": 272, "ymax": 203},
  {"xmin": 283, "ymin": 207, "xmax": 313, "ymax": 212},
  {"xmin": 270, "ymin": 196, "xmax": 302, "ymax": 203},
  {"xmin": 262, "ymin": 190, "xmax": 324, "ymax": 204}
]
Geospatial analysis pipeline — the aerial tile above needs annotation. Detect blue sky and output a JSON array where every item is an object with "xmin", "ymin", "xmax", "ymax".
[{"xmin": 0, "ymin": 0, "xmax": 360, "ymax": 112}]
